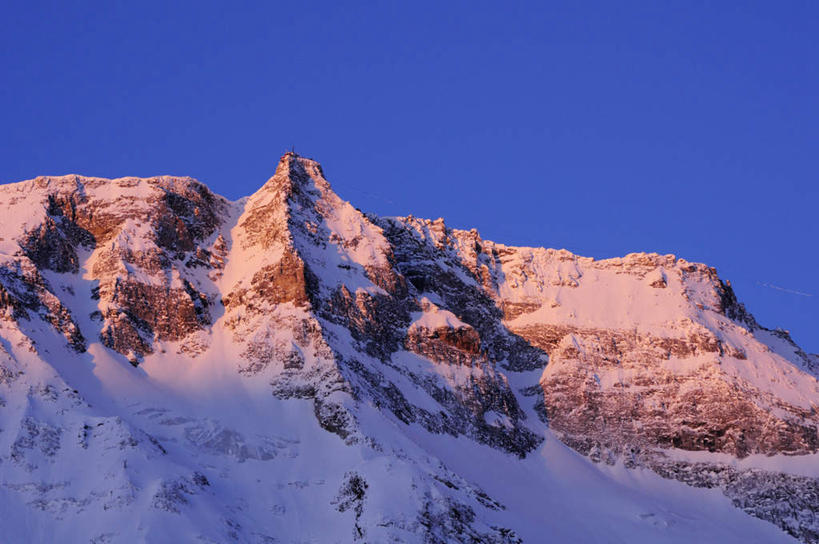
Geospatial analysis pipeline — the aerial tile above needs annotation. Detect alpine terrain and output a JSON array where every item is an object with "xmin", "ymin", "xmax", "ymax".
[{"xmin": 0, "ymin": 152, "xmax": 817, "ymax": 543}]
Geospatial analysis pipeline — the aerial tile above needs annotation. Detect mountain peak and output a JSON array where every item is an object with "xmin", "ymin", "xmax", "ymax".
[
  {"xmin": 1, "ymin": 156, "xmax": 818, "ymax": 543},
  {"xmin": 254, "ymin": 151, "xmax": 329, "ymax": 199}
]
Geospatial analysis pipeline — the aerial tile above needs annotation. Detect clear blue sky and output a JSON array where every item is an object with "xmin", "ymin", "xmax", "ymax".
[{"xmin": 2, "ymin": 2, "xmax": 817, "ymax": 351}]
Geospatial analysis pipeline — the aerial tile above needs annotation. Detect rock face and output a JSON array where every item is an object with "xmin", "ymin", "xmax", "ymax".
[
  {"xmin": 0, "ymin": 153, "xmax": 817, "ymax": 543},
  {"xmin": 1, "ymin": 175, "xmax": 225, "ymax": 363},
  {"xmin": 394, "ymin": 226, "xmax": 819, "ymax": 540}
]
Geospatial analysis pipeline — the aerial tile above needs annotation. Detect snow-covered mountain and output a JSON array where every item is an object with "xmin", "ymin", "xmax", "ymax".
[{"xmin": 0, "ymin": 152, "xmax": 816, "ymax": 543}]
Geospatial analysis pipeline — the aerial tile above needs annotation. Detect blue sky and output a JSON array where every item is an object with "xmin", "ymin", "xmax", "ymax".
[{"xmin": 1, "ymin": 1, "xmax": 817, "ymax": 351}]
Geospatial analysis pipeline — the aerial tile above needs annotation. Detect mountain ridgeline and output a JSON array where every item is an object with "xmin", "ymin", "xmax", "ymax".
[{"xmin": 0, "ymin": 153, "xmax": 817, "ymax": 543}]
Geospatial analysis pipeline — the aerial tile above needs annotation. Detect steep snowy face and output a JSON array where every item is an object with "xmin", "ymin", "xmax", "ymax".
[
  {"xmin": 390, "ymin": 220, "xmax": 819, "ymax": 460},
  {"xmin": 220, "ymin": 153, "xmax": 540, "ymax": 453},
  {"xmin": 0, "ymin": 175, "xmax": 227, "ymax": 363},
  {"xmin": 386, "ymin": 215, "xmax": 819, "ymax": 542},
  {"xmin": 219, "ymin": 153, "xmax": 361, "ymax": 439},
  {"xmin": 498, "ymin": 250, "xmax": 818, "ymax": 459},
  {"xmin": 1, "ymin": 153, "xmax": 818, "ymax": 543}
]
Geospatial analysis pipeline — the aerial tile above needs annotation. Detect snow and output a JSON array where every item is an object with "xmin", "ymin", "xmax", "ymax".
[
  {"xmin": 664, "ymin": 449, "xmax": 819, "ymax": 479},
  {"xmin": 483, "ymin": 410, "xmax": 513, "ymax": 429},
  {"xmin": 409, "ymin": 296, "xmax": 469, "ymax": 330},
  {"xmin": 388, "ymin": 414, "xmax": 796, "ymax": 544},
  {"xmin": 503, "ymin": 256, "xmax": 692, "ymax": 333},
  {"xmin": 0, "ymin": 160, "xmax": 814, "ymax": 543}
]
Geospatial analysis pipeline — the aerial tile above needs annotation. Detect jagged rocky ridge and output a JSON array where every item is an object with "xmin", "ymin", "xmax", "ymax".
[{"xmin": 0, "ymin": 153, "xmax": 817, "ymax": 543}]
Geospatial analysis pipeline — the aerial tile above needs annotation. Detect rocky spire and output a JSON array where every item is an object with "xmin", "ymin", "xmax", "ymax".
[{"xmin": 251, "ymin": 151, "xmax": 330, "ymax": 202}]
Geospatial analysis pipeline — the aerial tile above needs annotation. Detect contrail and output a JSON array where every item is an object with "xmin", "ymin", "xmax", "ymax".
[{"xmin": 757, "ymin": 282, "xmax": 813, "ymax": 297}]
